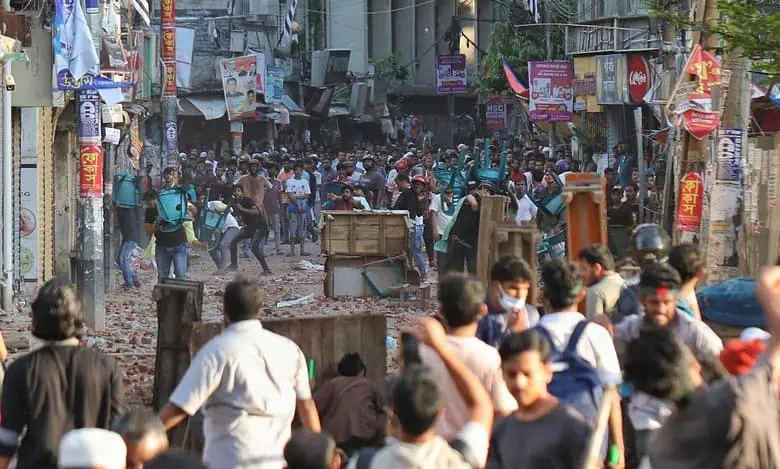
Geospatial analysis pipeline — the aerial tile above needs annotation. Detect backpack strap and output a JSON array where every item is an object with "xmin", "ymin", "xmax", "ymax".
[
  {"xmin": 563, "ymin": 320, "xmax": 590, "ymax": 356},
  {"xmin": 534, "ymin": 326, "xmax": 560, "ymax": 354}
]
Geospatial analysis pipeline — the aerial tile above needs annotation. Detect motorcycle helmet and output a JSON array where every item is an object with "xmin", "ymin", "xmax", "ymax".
[{"xmin": 631, "ymin": 223, "xmax": 671, "ymax": 268}]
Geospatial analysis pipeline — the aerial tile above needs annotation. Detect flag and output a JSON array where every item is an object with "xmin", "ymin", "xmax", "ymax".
[
  {"xmin": 132, "ymin": 0, "xmax": 150, "ymax": 27},
  {"xmin": 54, "ymin": 0, "xmax": 99, "ymax": 80},
  {"xmin": 277, "ymin": 0, "xmax": 299, "ymax": 55},
  {"xmin": 502, "ymin": 58, "xmax": 528, "ymax": 97},
  {"xmin": 527, "ymin": 0, "xmax": 540, "ymax": 23}
]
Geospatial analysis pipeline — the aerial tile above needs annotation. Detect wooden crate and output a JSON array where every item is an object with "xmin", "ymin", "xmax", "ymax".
[
  {"xmin": 190, "ymin": 314, "xmax": 387, "ymax": 385},
  {"xmin": 321, "ymin": 210, "xmax": 409, "ymax": 256},
  {"xmin": 323, "ymin": 255, "xmax": 407, "ymax": 298}
]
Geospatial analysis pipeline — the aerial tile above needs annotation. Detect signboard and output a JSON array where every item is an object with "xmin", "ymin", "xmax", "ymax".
[
  {"xmin": 19, "ymin": 165, "xmax": 38, "ymax": 281},
  {"xmin": 265, "ymin": 66, "xmax": 285, "ymax": 104},
  {"xmin": 486, "ymin": 98, "xmax": 508, "ymax": 131},
  {"xmin": 162, "ymin": 62, "xmax": 176, "ymax": 97},
  {"xmin": 160, "ymin": 0, "xmax": 174, "ymax": 24},
  {"xmin": 79, "ymin": 143, "xmax": 103, "ymax": 197},
  {"xmin": 627, "ymin": 54, "xmax": 652, "ymax": 103},
  {"xmin": 77, "ymin": 90, "xmax": 101, "ymax": 138},
  {"xmin": 675, "ymin": 171, "xmax": 704, "ymax": 232},
  {"xmin": 436, "ymin": 55, "xmax": 467, "ymax": 94},
  {"xmin": 254, "ymin": 51, "xmax": 266, "ymax": 94},
  {"xmin": 161, "ymin": 27, "xmax": 175, "ymax": 61},
  {"xmin": 528, "ymin": 60, "xmax": 574, "ymax": 122},
  {"xmin": 164, "ymin": 122, "xmax": 177, "ymax": 154},
  {"xmin": 103, "ymin": 127, "xmax": 121, "ymax": 145},
  {"xmin": 682, "ymin": 109, "xmax": 719, "ymax": 140},
  {"xmin": 716, "ymin": 129, "xmax": 743, "ymax": 182},
  {"xmin": 220, "ymin": 55, "xmax": 260, "ymax": 120},
  {"xmin": 596, "ymin": 54, "xmax": 627, "ymax": 105},
  {"xmin": 685, "ymin": 44, "xmax": 722, "ymax": 101}
]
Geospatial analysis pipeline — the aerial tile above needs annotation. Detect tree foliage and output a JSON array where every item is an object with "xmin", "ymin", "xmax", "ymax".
[{"xmin": 717, "ymin": 0, "xmax": 780, "ymax": 78}]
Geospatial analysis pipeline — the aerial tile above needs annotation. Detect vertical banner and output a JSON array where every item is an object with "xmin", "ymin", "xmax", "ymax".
[
  {"xmin": 436, "ymin": 55, "xmax": 467, "ymax": 94},
  {"xmin": 255, "ymin": 51, "xmax": 266, "ymax": 95},
  {"xmin": 485, "ymin": 97, "xmax": 508, "ymax": 132},
  {"xmin": 716, "ymin": 129, "xmax": 743, "ymax": 181},
  {"xmin": 79, "ymin": 143, "xmax": 104, "ymax": 197},
  {"xmin": 265, "ymin": 66, "xmax": 285, "ymax": 104},
  {"xmin": 528, "ymin": 60, "xmax": 574, "ymax": 122},
  {"xmin": 164, "ymin": 122, "xmax": 177, "ymax": 155},
  {"xmin": 19, "ymin": 165, "xmax": 38, "ymax": 281},
  {"xmin": 77, "ymin": 89, "xmax": 101, "ymax": 138},
  {"xmin": 220, "ymin": 55, "xmax": 259, "ymax": 120},
  {"xmin": 675, "ymin": 171, "xmax": 704, "ymax": 232}
]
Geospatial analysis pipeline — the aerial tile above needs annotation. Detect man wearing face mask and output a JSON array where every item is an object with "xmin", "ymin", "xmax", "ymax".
[{"xmin": 476, "ymin": 256, "xmax": 540, "ymax": 348}]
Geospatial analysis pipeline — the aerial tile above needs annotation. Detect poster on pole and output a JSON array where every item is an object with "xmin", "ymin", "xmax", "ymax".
[
  {"xmin": 20, "ymin": 165, "xmax": 38, "ymax": 281},
  {"xmin": 265, "ymin": 66, "xmax": 285, "ymax": 104},
  {"xmin": 716, "ymin": 129, "xmax": 743, "ymax": 182},
  {"xmin": 220, "ymin": 55, "xmax": 259, "ymax": 120},
  {"xmin": 486, "ymin": 97, "xmax": 508, "ymax": 132},
  {"xmin": 436, "ymin": 55, "xmax": 467, "ymax": 94},
  {"xmin": 79, "ymin": 143, "xmax": 103, "ymax": 197},
  {"xmin": 675, "ymin": 171, "xmax": 704, "ymax": 232},
  {"xmin": 528, "ymin": 60, "xmax": 574, "ymax": 122},
  {"xmin": 77, "ymin": 89, "xmax": 101, "ymax": 139}
]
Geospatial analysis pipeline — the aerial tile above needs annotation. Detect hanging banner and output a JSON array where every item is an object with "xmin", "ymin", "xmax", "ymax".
[
  {"xmin": 486, "ymin": 98, "xmax": 508, "ymax": 131},
  {"xmin": 716, "ymin": 129, "xmax": 743, "ymax": 181},
  {"xmin": 254, "ymin": 50, "xmax": 266, "ymax": 95},
  {"xmin": 682, "ymin": 109, "xmax": 719, "ymax": 140},
  {"xmin": 436, "ymin": 54, "xmax": 467, "ymax": 94},
  {"xmin": 79, "ymin": 143, "xmax": 103, "ymax": 197},
  {"xmin": 220, "ymin": 55, "xmax": 259, "ymax": 120},
  {"xmin": 684, "ymin": 44, "xmax": 722, "ymax": 101},
  {"xmin": 77, "ymin": 89, "xmax": 101, "ymax": 139},
  {"xmin": 265, "ymin": 66, "xmax": 285, "ymax": 104},
  {"xmin": 675, "ymin": 171, "xmax": 704, "ymax": 232},
  {"xmin": 528, "ymin": 60, "xmax": 574, "ymax": 122}
]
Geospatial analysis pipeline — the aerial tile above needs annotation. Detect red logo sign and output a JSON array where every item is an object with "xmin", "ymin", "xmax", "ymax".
[
  {"xmin": 675, "ymin": 171, "xmax": 704, "ymax": 233},
  {"xmin": 627, "ymin": 55, "xmax": 652, "ymax": 103},
  {"xmin": 79, "ymin": 144, "xmax": 104, "ymax": 197},
  {"xmin": 682, "ymin": 109, "xmax": 719, "ymax": 140}
]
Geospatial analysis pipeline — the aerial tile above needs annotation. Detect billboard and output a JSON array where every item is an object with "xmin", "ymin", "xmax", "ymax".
[
  {"xmin": 220, "ymin": 55, "xmax": 260, "ymax": 120},
  {"xmin": 436, "ymin": 54, "xmax": 467, "ymax": 94},
  {"xmin": 528, "ymin": 60, "xmax": 574, "ymax": 122}
]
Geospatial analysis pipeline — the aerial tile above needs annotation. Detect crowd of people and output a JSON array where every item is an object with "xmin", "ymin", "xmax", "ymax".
[{"xmin": 2, "ymin": 223, "xmax": 779, "ymax": 468}]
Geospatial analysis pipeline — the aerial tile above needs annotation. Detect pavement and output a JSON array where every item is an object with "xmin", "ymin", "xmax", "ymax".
[{"xmin": 0, "ymin": 242, "xmax": 434, "ymax": 406}]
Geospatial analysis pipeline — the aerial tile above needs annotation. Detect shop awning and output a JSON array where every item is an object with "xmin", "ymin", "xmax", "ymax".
[{"xmin": 185, "ymin": 96, "xmax": 227, "ymax": 120}]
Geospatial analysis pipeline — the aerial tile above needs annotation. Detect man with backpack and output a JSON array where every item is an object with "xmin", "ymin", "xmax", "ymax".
[
  {"xmin": 535, "ymin": 258, "xmax": 625, "ymax": 467},
  {"xmin": 152, "ymin": 167, "xmax": 190, "ymax": 281},
  {"xmin": 347, "ymin": 317, "xmax": 493, "ymax": 469}
]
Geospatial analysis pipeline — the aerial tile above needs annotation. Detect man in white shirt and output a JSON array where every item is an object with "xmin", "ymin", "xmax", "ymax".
[
  {"xmin": 285, "ymin": 162, "xmax": 312, "ymax": 257},
  {"xmin": 159, "ymin": 277, "xmax": 321, "ymax": 469},
  {"xmin": 536, "ymin": 258, "xmax": 625, "ymax": 466},
  {"xmin": 429, "ymin": 188, "xmax": 454, "ymax": 271},
  {"xmin": 205, "ymin": 200, "xmax": 240, "ymax": 275},
  {"xmin": 419, "ymin": 274, "xmax": 517, "ymax": 440},
  {"xmin": 510, "ymin": 179, "xmax": 537, "ymax": 224}
]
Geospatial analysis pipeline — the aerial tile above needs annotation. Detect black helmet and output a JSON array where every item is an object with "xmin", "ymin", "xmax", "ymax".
[{"xmin": 631, "ymin": 223, "xmax": 671, "ymax": 268}]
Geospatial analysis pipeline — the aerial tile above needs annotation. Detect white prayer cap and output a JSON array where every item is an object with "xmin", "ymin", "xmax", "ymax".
[
  {"xmin": 740, "ymin": 327, "xmax": 771, "ymax": 342},
  {"xmin": 58, "ymin": 428, "xmax": 126, "ymax": 469}
]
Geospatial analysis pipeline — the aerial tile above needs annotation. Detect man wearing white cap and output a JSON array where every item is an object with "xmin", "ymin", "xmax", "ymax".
[{"xmin": 58, "ymin": 428, "xmax": 126, "ymax": 469}]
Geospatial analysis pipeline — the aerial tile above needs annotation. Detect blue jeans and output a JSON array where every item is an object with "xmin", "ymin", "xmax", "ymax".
[
  {"xmin": 156, "ymin": 243, "xmax": 188, "ymax": 281},
  {"xmin": 410, "ymin": 224, "xmax": 427, "ymax": 275},
  {"xmin": 119, "ymin": 240, "xmax": 139, "ymax": 285}
]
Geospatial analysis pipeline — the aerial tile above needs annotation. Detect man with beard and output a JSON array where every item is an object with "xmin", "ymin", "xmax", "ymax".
[
  {"xmin": 359, "ymin": 154, "xmax": 386, "ymax": 208},
  {"xmin": 236, "ymin": 160, "xmax": 272, "ymax": 217}
]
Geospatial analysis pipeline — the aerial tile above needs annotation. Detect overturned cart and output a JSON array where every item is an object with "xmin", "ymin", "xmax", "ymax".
[{"xmin": 320, "ymin": 210, "xmax": 430, "ymax": 302}]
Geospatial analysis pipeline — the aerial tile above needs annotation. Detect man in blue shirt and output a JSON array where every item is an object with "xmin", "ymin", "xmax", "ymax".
[
  {"xmin": 477, "ymin": 255, "xmax": 540, "ymax": 348},
  {"xmin": 614, "ymin": 143, "xmax": 636, "ymax": 188}
]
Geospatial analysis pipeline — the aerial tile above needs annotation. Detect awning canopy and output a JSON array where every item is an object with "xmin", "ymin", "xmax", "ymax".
[{"xmin": 184, "ymin": 96, "xmax": 226, "ymax": 120}]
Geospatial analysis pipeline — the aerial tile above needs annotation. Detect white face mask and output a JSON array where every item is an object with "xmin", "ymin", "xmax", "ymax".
[{"xmin": 498, "ymin": 284, "xmax": 526, "ymax": 312}]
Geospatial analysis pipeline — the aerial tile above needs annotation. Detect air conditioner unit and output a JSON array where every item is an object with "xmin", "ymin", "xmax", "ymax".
[
  {"xmin": 311, "ymin": 50, "xmax": 327, "ymax": 87},
  {"xmin": 244, "ymin": 0, "xmax": 278, "ymax": 17},
  {"xmin": 350, "ymin": 83, "xmax": 368, "ymax": 116}
]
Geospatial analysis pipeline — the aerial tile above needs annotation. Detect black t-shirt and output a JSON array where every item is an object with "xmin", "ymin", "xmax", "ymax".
[
  {"xmin": 0, "ymin": 345, "xmax": 125, "ymax": 469},
  {"xmin": 451, "ymin": 197, "xmax": 480, "ymax": 245},
  {"xmin": 393, "ymin": 189, "xmax": 420, "ymax": 218},
  {"xmin": 145, "ymin": 207, "xmax": 187, "ymax": 247}
]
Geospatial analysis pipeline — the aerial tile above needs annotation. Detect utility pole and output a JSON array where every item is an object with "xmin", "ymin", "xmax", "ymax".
[
  {"xmin": 545, "ymin": 12, "xmax": 556, "ymax": 160},
  {"xmin": 635, "ymin": 108, "xmax": 646, "ymax": 223},
  {"xmin": 161, "ymin": 0, "xmax": 177, "ymax": 167},
  {"xmin": 661, "ymin": 18, "xmax": 677, "ymax": 232},
  {"xmin": 1, "ymin": 0, "xmax": 12, "ymax": 312},
  {"xmin": 78, "ymin": 2, "xmax": 105, "ymax": 330}
]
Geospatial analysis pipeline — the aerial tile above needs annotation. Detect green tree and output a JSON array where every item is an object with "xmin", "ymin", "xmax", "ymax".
[{"xmin": 717, "ymin": 0, "xmax": 780, "ymax": 78}]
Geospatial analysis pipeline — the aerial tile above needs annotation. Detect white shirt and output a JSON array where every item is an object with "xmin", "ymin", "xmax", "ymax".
[
  {"xmin": 206, "ymin": 201, "xmax": 239, "ymax": 232},
  {"xmin": 169, "ymin": 320, "xmax": 312, "ymax": 469},
  {"xmin": 537, "ymin": 312, "xmax": 622, "ymax": 385},
  {"xmin": 429, "ymin": 193, "xmax": 453, "ymax": 236},
  {"xmin": 514, "ymin": 194, "xmax": 537, "ymax": 223},
  {"xmin": 285, "ymin": 177, "xmax": 311, "ymax": 198}
]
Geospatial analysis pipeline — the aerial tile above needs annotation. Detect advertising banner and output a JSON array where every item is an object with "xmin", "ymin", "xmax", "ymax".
[
  {"xmin": 716, "ymin": 129, "xmax": 743, "ymax": 182},
  {"xmin": 77, "ymin": 89, "xmax": 101, "ymax": 139},
  {"xmin": 675, "ymin": 171, "xmax": 704, "ymax": 232},
  {"xmin": 596, "ymin": 54, "xmax": 627, "ymax": 105},
  {"xmin": 436, "ymin": 54, "xmax": 467, "ymax": 94},
  {"xmin": 486, "ymin": 98, "xmax": 508, "ymax": 131},
  {"xmin": 220, "ymin": 55, "xmax": 260, "ymax": 120},
  {"xmin": 528, "ymin": 60, "xmax": 574, "ymax": 122},
  {"xmin": 627, "ymin": 54, "xmax": 652, "ymax": 103},
  {"xmin": 682, "ymin": 109, "xmax": 719, "ymax": 140},
  {"xmin": 255, "ymin": 51, "xmax": 266, "ymax": 95},
  {"xmin": 79, "ymin": 143, "xmax": 103, "ymax": 197},
  {"xmin": 265, "ymin": 66, "xmax": 285, "ymax": 104}
]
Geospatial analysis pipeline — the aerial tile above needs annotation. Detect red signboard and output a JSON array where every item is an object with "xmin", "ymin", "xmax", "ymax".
[
  {"xmin": 161, "ymin": 27, "xmax": 176, "ymax": 61},
  {"xmin": 163, "ymin": 62, "xmax": 176, "ymax": 97},
  {"xmin": 627, "ymin": 55, "xmax": 652, "ymax": 103},
  {"xmin": 675, "ymin": 172, "xmax": 704, "ymax": 233},
  {"xmin": 685, "ymin": 44, "xmax": 722, "ymax": 100},
  {"xmin": 79, "ymin": 143, "xmax": 103, "ymax": 197},
  {"xmin": 160, "ymin": 0, "xmax": 175, "ymax": 25},
  {"xmin": 682, "ymin": 109, "xmax": 719, "ymax": 140}
]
